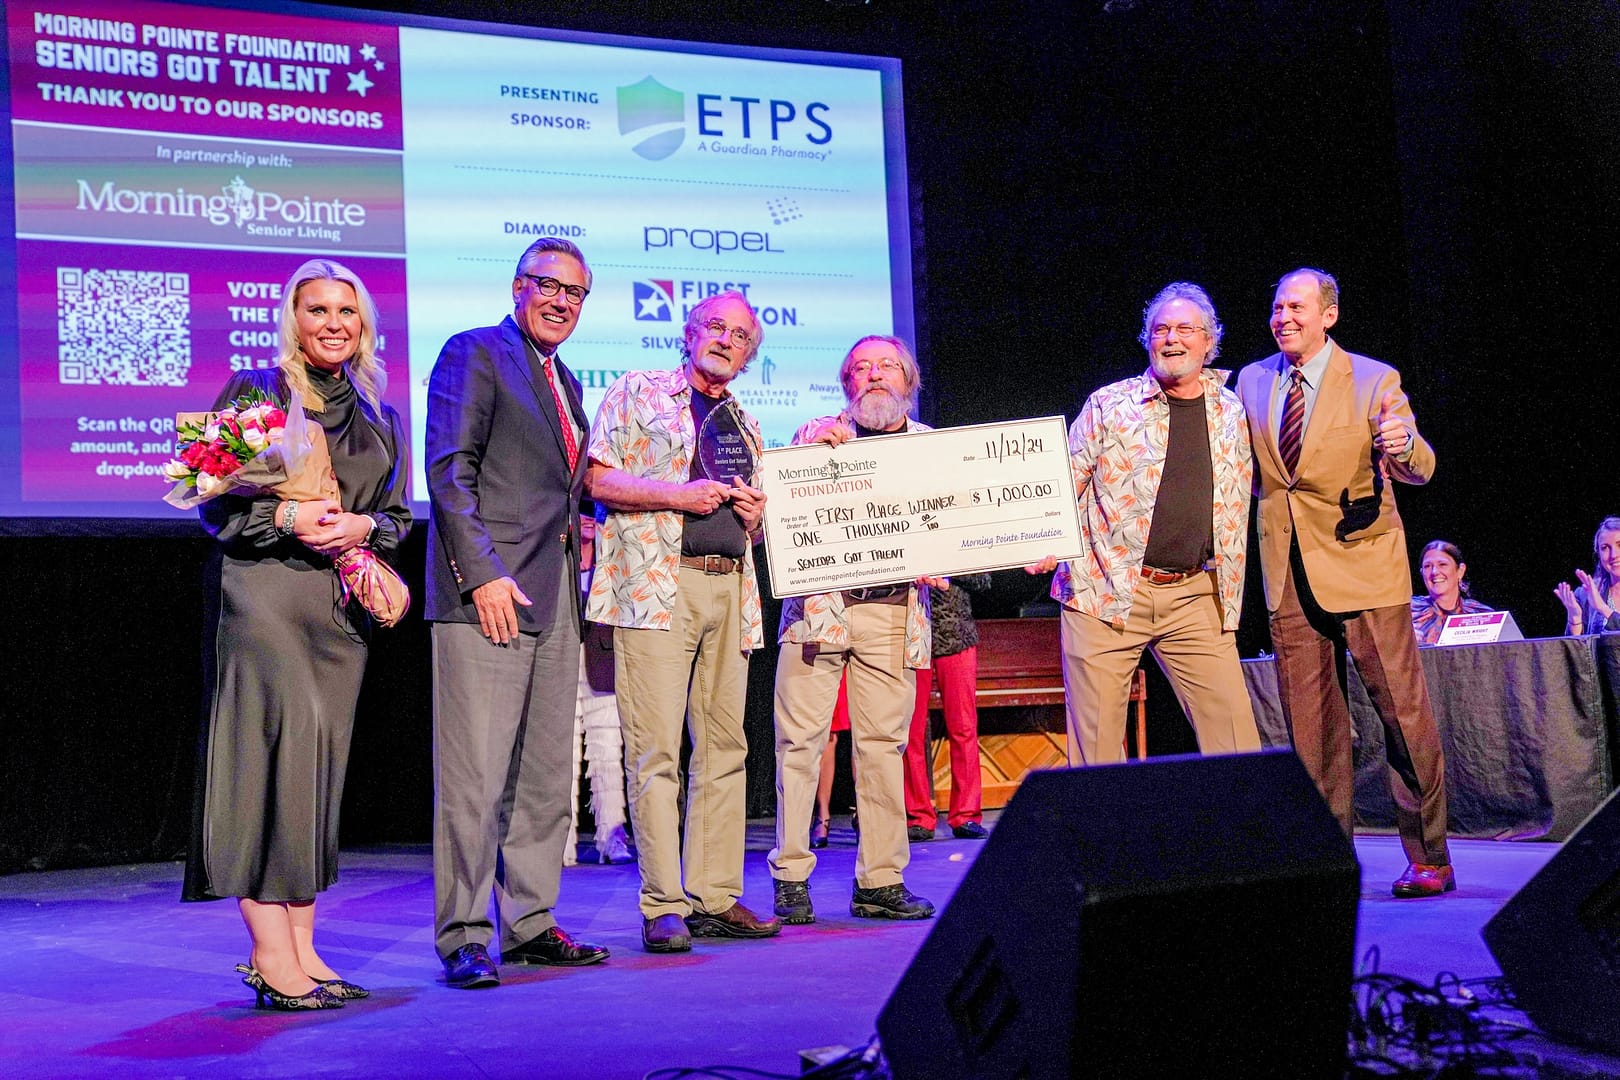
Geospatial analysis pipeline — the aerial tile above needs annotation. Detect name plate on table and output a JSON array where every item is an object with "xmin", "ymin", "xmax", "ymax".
[
  {"xmin": 760, "ymin": 416, "xmax": 1084, "ymax": 599},
  {"xmin": 1436, "ymin": 610, "xmax": 1524, "ymax": 646}
]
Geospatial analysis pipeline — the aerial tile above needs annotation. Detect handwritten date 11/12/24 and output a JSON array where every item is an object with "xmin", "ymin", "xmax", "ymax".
[{"xmin": 978, "ymin": 431, "xmax": 1045, "ymax": 463}]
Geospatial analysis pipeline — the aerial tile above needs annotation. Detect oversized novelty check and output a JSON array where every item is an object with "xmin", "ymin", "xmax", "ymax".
[{"xmin": 760, "ymin": 416, "xmax": 1084, "ymax": 598}]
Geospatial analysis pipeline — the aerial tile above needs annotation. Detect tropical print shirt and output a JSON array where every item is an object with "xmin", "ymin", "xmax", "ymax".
[
  {"xmin": 585, "ymin": 366, "xmax": 764, "ymax": 649},
  {"xmin": 1410, "ymin": 595, "xmax": 1494, "ymax": 645},
  {"xmin": 777, "ymin": 413, "xmax": 932, "ymax": 668},
  {"xmin": 1052, "ymin": 367, "xmax": 1252, "ymax": 631}
]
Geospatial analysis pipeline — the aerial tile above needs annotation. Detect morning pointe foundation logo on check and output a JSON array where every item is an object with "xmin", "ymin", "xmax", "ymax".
[{"xmin": 617, "ymin": 77, "xmax": 685, "ymax": 161}]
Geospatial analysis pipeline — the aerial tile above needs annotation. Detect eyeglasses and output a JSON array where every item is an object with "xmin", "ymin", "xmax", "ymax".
[
  {"xmin": 1149, "ymin": 323, "xmax": 1209, "ymax": 340},
  {"xmin": 701, "ymin": 319, "xmax": 754, "ymax": 349},
  {"xmin": 522, "ymin": 274, "xmax": 589, "ymax": 305},
  {"xmin": 850, "ymin": 357, "xmax": 903, "ymax": 376}
]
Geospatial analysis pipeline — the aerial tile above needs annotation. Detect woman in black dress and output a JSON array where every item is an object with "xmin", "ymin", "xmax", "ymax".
[{"xmin": 183, "ymin": 259, "xmax": 411, "ymax": 1011}]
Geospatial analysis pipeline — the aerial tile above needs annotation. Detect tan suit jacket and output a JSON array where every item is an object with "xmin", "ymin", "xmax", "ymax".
[{"xmin": 1236, "ymin": 339, "xmax": 1433, "ymax": 614}]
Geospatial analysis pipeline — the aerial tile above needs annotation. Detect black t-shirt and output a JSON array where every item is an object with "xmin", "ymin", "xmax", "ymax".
[
  {"xmin": 1141, "ymin": 393, "xmax": 1214, "ymax": 573},
  {"xmin": 681, "ymin": 388, "xmax": 748, "ymax": 559}
]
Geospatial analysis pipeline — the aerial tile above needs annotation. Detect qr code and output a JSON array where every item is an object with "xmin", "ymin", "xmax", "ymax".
[{"xmin": 57, "ymin": 268, "xmax": 192, "ymax": 386}]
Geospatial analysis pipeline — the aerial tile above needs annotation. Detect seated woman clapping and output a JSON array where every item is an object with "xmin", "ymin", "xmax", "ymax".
[{"xmin": 1555, "ymin": 517, "xmax": 1620, "ymax": 636}]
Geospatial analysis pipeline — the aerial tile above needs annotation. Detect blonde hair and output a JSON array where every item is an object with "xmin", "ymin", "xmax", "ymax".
[{"xmin": 276, "ymin": 259, "xmax": 385, "ymax": 413}]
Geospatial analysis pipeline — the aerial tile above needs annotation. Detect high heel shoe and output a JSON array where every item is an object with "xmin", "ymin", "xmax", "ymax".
[
  {"xmin": 234, "ymin": 964, "xmax": 345, "ymax": 1011},
  {"xmin": 810, "ymin": 815, "xmax": 830, "ymax": 850},
  {"xmin": 317, "ymin": 978, "xmax": 370, "ymax": 1000}
]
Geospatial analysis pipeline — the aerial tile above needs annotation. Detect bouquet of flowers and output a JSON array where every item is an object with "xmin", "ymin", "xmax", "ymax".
[
  {"xmin": 161, "ymin": 389, "xmax": 306, "ymax": 509},
  {"xmin": 162, "ymin": 387, "xmax": 409, "ymax": 626}
]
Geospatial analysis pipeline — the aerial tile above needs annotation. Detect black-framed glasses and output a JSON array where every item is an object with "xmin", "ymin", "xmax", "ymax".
[
  {"xmin": 522, "ymin": 274, "xmax": 589, "ymax": 305},
  {"xmin": 702, "ymin": 319, "xmax": 753, "ymax": 349}
]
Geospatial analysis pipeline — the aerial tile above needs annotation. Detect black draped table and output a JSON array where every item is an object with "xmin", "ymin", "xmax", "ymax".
[{"xmin": 1242, "ymin": 634, "xmax": 1620, "ymax": 842}]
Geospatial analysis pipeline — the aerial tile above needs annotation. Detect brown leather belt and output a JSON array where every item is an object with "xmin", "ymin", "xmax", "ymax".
[
  {"xmin": 679, "ymin": 554, "xmax": 742, "ymax": 574},
  {"xmin": 1140, "ymin": 565, "xmax": 1198, "ymax": 585}
]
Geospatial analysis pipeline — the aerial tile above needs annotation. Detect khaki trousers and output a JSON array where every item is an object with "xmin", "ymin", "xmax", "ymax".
[
  {"xmin": 770, "ymin": 596, "xmax": 913, "ymax": 889},
  {"xmin": 614, "ymin": 566, "xmax": 750, "ymax": 919},
  {"xmin": 1060, "ymin": 570, "xmax": 1260, "ymax": 766}
]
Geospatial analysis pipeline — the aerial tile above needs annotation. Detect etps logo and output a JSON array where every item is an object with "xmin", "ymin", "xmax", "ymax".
[
  {"xmin": 617, "ymin": 75, "xmax": 833, "ymax": 162},
  {"xmin": 617, "ymin": 77, "xmax": 684, "ymax": 161}
]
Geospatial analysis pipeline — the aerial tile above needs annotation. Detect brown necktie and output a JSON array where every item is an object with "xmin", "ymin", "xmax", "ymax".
[
  {"xmin": 542, "ymin": 356, "xmax": 580, "ymax": 472},
  {"xmin": 1278, "ymin": 368, "xmax": 1305, "ymax": 478}
]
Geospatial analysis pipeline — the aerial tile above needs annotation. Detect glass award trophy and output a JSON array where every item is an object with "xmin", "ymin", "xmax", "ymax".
[{"xmin": 697, "ymin": 399, "xmax": 757, "ymax": 482}]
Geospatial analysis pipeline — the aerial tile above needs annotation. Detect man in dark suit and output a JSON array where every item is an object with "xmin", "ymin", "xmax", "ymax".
[
  {"xmin": 1236, "ymin": 268, "xmax": 1453, "ymax": 899},
  {"xmin": 425, "ymin": 238, "xmax": 610, "ymax": 988}
]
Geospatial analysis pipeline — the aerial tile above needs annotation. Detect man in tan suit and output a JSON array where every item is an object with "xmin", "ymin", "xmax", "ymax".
[{"xmin": 1236, "ymin": 268, "xmax": 1453, "ymax": 899}]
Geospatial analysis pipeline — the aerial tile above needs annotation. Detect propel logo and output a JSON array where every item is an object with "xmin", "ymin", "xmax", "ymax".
[{"xmin": 618, "ymin": 77, "xmax": 685, "ymax": 161}]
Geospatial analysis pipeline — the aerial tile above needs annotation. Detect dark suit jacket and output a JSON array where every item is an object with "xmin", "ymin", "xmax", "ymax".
[
  {"xmin": 1235, "ymin": 339, "xmax": 1434, "ymax": 615},
  {"xmin": 424, "ymin": 314, "xmax": 590, "ymax": 632}
]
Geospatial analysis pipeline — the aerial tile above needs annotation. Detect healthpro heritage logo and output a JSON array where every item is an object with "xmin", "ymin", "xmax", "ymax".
[{"xmin": 617, "ymin": 75, "xmax": 834, "ymax": 163}]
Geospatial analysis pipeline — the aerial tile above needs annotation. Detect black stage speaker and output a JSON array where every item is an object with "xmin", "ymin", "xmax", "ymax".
[
  {"xmin": 1483, "ymin": 789, "xmax": 1620, "ymax": 1054},
  {"xmin": 876, "ymin": 750, "xmax": 1360, "ymax": 1080}
]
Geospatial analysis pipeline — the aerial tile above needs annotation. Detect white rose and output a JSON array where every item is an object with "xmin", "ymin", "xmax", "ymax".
[
  {"xmin": 196, "ymin": 472, "xmax": 229, "ymax": 498},
  {"xmin": 162, "ymin": 459, "xmax": 191, "ymax": 481},
  {"xmin": 203, "ymin": 421, "xmax": 221, "ymax": 442},
  {"xmin": 242, "ymin": 426, "xmax": 268, "ymax": 451}
]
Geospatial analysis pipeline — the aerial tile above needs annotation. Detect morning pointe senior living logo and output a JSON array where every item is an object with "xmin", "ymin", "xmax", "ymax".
[{"xmin": 74, "ymin": 174, "xmax": 368, "ymax": 238}]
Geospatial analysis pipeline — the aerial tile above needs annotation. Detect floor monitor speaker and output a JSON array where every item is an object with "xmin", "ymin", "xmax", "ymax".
[{"xmin": 876, "ymin": 749, "xmax": 1360, "ymax": 1079}]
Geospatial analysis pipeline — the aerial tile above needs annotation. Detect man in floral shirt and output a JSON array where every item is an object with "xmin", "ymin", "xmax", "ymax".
[
  {"xmin": 1034, "ymin": 282, "xmax": 1260, "ymax": 766},
  {"xmin": 585, "ymin": 290, "xmax": 779, "ymax": 953},
  {"xmin": 770, "ymin": 335, "xmax": 945, "ymax": 926}
]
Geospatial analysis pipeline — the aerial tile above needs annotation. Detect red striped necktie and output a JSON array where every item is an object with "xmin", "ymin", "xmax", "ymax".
[
  {"xmin": 1278, "ymin": 367, "xmax": 1305, "ymax": 477},
  {"xmin": 542, "ymin": 356, "xmax": 580, "ymax": 472}
]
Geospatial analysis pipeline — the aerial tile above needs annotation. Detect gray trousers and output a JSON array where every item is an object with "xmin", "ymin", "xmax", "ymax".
[{"xmin": 431, "ymin": 567, "xmax": 580, "ymax": 959}]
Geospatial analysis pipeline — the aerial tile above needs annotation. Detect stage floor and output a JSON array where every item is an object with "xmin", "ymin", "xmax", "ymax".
[{"xmin": 1, "ymin": 824, "xmax": 1615, "ymax": 1078}]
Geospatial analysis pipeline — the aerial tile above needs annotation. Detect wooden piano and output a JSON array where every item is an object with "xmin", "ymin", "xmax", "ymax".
[{"xmin": 925, "ymin": 617, "xmax": 1146, "ymax": 809}]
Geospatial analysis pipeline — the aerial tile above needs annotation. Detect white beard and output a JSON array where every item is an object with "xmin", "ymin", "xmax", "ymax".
[{"xmin": 848, "ymin": 386, "xmax": 908, "ymax": 431}]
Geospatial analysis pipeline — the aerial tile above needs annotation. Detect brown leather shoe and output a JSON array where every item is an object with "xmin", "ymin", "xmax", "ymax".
[
  {"xmin": 1392, "ymin": 862, "xmax": 1456, "ymax": 898},
  {"xmin": 642, "ymin": 913, "xmax": 693, "ymax": 953},
  {"xmin": 504, "ymin": 925, "xmax": 609, "ymax": 966},
  {"xmin": 685, "ymin": 901, "xmax": 782, "ymax": 939}
]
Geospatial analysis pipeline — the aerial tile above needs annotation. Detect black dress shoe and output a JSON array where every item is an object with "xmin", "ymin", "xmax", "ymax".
[
  {"xmin": 952, "ymin": 821, "xmax": 989, "ymax": 840},
  {"xmin": 505, "ymin": 926, "xmax": 610, "ymax": 967},
  {"xmin": 642, "ymin": 914, "xmax": 692, "ymax": 953},
  {"xmin": 442, "ymin": 943, "xmax": 500, "ymax": 989},
  {"xmin": 907, "ymin": 825, "xmax": 935, "ymax": 843}
]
